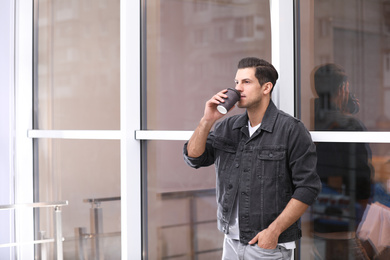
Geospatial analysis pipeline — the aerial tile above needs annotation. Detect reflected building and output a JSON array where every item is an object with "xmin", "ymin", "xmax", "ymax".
[
  {"xmin": 34, "ymin": 0, "xmax": 121, "ymax": 259},
  {"xmin": 313, "ymin": 0, "xmax": 390, "ymax": 131}
]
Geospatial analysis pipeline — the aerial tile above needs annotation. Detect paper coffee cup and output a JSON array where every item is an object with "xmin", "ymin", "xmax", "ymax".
[{"xmin": 217, "ymin": 88, "xmax": 241, "ymax": 114}]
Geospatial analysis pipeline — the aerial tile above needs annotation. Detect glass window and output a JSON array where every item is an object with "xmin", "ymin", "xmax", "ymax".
[
  {"xmin": 143, "ymin": 0, "xmax": 272, "ymax": 258},
  {"xmin": 144, "ymin": 0, "xmax": 271, "ymax": 130},
  {"xmin": 35, "ymin": 139, "xmax": 120, "ymax": 259},
  {"xmin": 33, "ymin": 1, "xmax": 121, "ymax": 257},
  {"xmin": 34, "ymin": 0, "xmax": 120, "ymax": 130},
  {"xmin": 145, "ymin": 141, "xmax": 222, "ymax": 259},
  {"xmin": 299, "ymin": 0, "xmax": 390, "ymax": 132},
  {"xmin": 298, "ymin": 1, "xmax": 390, "ymax": 259}
]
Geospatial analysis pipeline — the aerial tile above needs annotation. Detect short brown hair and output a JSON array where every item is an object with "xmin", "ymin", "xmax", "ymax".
[{"xmin": 237, "ymin": 57, "xmax": 279, "ymax": 92}]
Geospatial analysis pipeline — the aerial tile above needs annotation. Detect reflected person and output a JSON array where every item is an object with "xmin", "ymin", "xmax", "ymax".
[
  {"xmin": 313, "ymin": 63, "xmax": 373, "ymax": 259},
  {"xmin": 183, "ymin": 57, "xmax": 321, "ymax": 260}
]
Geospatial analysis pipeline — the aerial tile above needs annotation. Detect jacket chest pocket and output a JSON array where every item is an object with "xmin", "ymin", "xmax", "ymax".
[
  {"xmin": 213, "ymin": 137, "xmax": 238, "ymax": 170},
  {"xmin": 256, "ymin": 149, "xmax": 286, "ymax": 179}
]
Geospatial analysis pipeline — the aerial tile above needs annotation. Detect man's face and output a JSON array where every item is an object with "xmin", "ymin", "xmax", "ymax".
[{"xmin": 234, "ymin": 67, "xmax": 265, "ymax": 109}]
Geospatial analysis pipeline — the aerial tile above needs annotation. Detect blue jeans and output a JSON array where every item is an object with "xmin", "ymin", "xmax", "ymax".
[{"xmin": 222, "ymin": 236, "xmax": 293, "ymax": 260}]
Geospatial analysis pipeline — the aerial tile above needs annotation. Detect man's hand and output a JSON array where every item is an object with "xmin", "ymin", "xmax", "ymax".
[
  {"xmin": 203, "ymin": 89, "xmax": 232, "ymax": 123},
  {"xmin": 248, "ymin": 228, "xmax": 280, "ymax": 249},
  {"xmin": 247, "ymin": 199, "xmax": 309, "ymax": 249}
]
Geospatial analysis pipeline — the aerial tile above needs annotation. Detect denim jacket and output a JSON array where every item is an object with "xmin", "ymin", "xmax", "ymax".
[{"xmin": 183, "ymin": 101, "xmax": 321, "ymax": 244}]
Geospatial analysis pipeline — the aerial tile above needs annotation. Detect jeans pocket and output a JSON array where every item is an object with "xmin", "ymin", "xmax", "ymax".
[{"xmin": 246, "ymin": 245, "xmax": 283, "ymax": 259}]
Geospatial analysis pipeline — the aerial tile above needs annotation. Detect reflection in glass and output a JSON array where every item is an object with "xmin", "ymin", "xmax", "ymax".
[
  {"xmin": 298, "ymin": 1, "xmax": 390, "ymax": 259},
  {"xmin": 312, "ymin": 63, "xmax": 374, "ymax": 259},
  {"xmin": 299, "ymin": 0, "xmax": 390, "ymax": 132},
  {"xmin": 34, "ymin": 0, "xmax": 120, "ymax": 130},
  {"xmin": 35, "ymin": 139, "xmax": 121, "ymax": 259},
  {"xmin": 145, "ymin": 0, "xmax": 271, "ymax": 130},
  {"xmin": 145, "ymin": 141, "xmax": 222, "ymax": 259},
  {"xmin": 144, "ymin": 0, "xmax": 272, "ymax": 258}
]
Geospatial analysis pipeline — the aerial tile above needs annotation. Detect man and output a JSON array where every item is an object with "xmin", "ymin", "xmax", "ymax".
[{"xmin": 183, "ymin": 57, "xmax": 321, "ymax": 259}]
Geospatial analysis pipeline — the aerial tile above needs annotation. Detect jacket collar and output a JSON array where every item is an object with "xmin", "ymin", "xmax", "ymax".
[{"xmin": 232, "ymin": 100, "xmax": 278, "ymax": 133}]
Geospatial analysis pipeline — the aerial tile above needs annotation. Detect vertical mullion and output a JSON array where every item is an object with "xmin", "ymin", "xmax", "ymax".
[
  {"xmin": 120, "ymin": 0, "xmax": 142, "ymax": 259},
  {"xmin": 270, "ymin": 0, "xmax": 295, "ymax": 116},
  {"xmin": 14, "ymin": 0, "xmax": 34, "ymax": 258},
  {"xmin": 0, "ymin": 0, "xmax": 16, "ymax": 259}
]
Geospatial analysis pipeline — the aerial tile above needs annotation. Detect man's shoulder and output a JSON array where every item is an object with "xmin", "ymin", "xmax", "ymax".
[{"xmin": 275, "ymin": 109, "xmax": 301, "ymax": 125}]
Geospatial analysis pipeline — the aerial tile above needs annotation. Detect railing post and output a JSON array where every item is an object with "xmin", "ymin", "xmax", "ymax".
[
  {"xmin": 75, "ymin": 227, "xmax": 88, "ymax": 260},
  {"xmin": 189, "ymin": 196, "xmax": 196, "ymax": 260},
  {"xmin": 39, "ymin": 230, "xmax": 47, "ymax": 260},
  {"xmin": 91, "ymin": 202, "xmax": 104, "ymax": 260},
  {"xmin": 54, "ymin": 206, "xmax": 64, "ymax": 260},
  {"xmin": 83, "ymin": 197, "xmax": 120, "ymax": 259}
]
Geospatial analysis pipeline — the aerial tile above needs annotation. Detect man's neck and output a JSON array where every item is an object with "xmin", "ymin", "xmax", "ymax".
[{"xmin": 247, "ymin": 98, "xmax": 270, "ymax": 127}]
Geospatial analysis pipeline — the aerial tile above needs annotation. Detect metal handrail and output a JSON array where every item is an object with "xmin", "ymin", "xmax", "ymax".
[
  {"xmin": 83, "ymin": 196, "xmax": 120, "ymax": 205},
  {"xmin": 0, "ymin": 201, "xmax": 68, "ymax": 260},
  {"xmin": 0, "ymin": 201, "xmax": 68, "ymax": 210},
  {"xmin": 0, "ymin": 238, "xmax": 55, "ymax": 248}
]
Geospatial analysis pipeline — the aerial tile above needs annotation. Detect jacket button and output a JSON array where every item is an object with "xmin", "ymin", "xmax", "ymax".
[
  {"xmin": 235, "ymin": 163, "xmax": 239, "ymax": 168},
  {"xmin": 269, "ymin": 153, "xmax": 273, "ymax": 158},
  {"xmin": 223, "ymin": 208, "xmax": 228, "ymax": 212},
  {"xmin": 228, "ymin": 184, "xmax": 233, "ymax": 189}
]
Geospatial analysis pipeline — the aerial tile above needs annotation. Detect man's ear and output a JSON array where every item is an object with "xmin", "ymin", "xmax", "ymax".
[{"xmin": 263, "ymin": 82, "xmax": 273, "ymax": 95}]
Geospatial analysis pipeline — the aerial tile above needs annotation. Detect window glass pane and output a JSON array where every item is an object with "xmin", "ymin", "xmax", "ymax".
[
  {"xmin": 299, "ymin": 0, "xmax": 390, "ymax": 132},
  {"xmin": 145, "ymin": 0, "xmax": 271, "ymax": 130},
  {"xmin": 35, "ymin": 139, "xmax": 120, "ymax": 259},
  {"xmin": 299, "ymin": 1, "xmax": 390, "ymax": 259},
  {"xmin": 144, "ymin": 1, "xmax": 272, "ymax": 258},
  {"xmin": 145, "ymin": 141, "xmax": 223, "ymax": 259},
  {"xmin": 34, "ymin": 0, "xmax": 120, "ymax": 130},
  {"xmin": 301, "ymin": 143, "xmax": 390, "ymax": 260}
]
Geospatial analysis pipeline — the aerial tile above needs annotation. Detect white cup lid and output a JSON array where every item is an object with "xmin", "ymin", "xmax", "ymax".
[{"xmin": 217, "ymin": 105, "xmax": 227, "ymax": 114}]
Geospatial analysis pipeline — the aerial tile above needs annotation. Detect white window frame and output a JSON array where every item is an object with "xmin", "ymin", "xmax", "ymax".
[
  {"xmin": 12, "ymin": 0, "xmax": 390, "ymax": 260},
  {"xmin": 14, "ymin": 0, "xmax": 35, "ymax": 258},
  {"xmin": 0, "ymin": 0, "xmax": 16, "ymax": 259},
  {"xmin": 16, "ymin": 0, "xmax": 142, "ymax": 259}
]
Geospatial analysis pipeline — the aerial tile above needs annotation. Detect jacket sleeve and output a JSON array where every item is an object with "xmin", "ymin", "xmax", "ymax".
[
  {"xmin": 288, "ymin": 121, "xmax": 321, "ymax": 206},
  {"xmin": 183, "ymin": 131, "xmax": 216, "ymax": 169}
]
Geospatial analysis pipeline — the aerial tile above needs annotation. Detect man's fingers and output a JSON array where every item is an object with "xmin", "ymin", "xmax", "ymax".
[{"xmin": 248, "ymin": 236, "xmax": 258, "ymax": 245}]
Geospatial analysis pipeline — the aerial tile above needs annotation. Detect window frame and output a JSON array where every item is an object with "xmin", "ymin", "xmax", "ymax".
[{"xmin": 13, "ymin": 0, "xmax": 390, "ymax": 259}]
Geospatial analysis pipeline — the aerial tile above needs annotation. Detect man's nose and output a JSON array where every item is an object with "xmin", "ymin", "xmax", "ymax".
[{"xmin": 235, "ymin": 84, "xmax": 243, "ymax": 92}]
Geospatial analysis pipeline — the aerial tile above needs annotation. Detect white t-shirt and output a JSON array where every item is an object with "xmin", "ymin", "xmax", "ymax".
[{"xmin": 226, "ymin": 121, "xmax": 295, "ymax": 250}]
